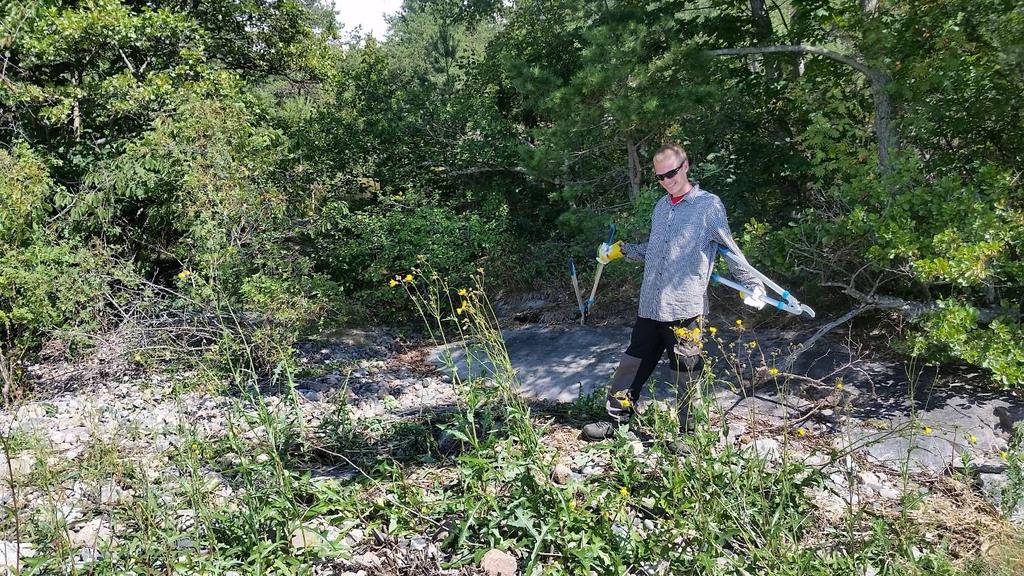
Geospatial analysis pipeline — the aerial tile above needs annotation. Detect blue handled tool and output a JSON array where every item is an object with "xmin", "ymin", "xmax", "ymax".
[{"xmin": 711, "ymin": 247, "xmax": 816, "ymax": 318}]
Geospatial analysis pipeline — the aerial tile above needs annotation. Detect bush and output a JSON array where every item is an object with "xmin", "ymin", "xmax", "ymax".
[
  {"xmin": 313, "ymin": 201, "xmax": 510, "ymax": 321},
  {"xmin": 0, "ymin": 239, "xmax": 129, "ymax": 354},
  {"xmin": 0, "ymin": 143, "xmax": 51, "ymax": 248}
]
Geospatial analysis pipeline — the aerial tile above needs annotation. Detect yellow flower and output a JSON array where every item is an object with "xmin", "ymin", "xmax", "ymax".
[
  {"xmin": 619, "ymin": 487, "xmax": 629, "ymax": 498},
  {"xmin": 389, "ymin": 279, "xmax": 399, "ymax": 288},
  {"xmin": 1000, "ymin": 451, "xmax": 1009, "ymax": 462},
  {"xmin": 768, "ymin": 367, "xmax": 779, "ymax": 377},
  {"xmin": 612, "ymin": 391, "xmax": 631, "ymax": 409},
  {"xmin": 176, "ymin": 270, "xmax": 192, "ymax": 281},
  {"xmin": 735, "ymin": 319, "xmax": 743, "ymax": 327},
  {"xmin": 708, "ymin": 326, "xmax": 718, "ymax": 335},
  {"xmin": 968, "ymin": 434, "xmax": 978, "ymax": 445},
  {"xmin": 748, "ymin": 341, "xmax": 758, "ymax": 350},
  {"xmin": 797, "ymin": 428, "xmax": 807, "ymax": 437},
  {"xmin": 568, "ymin": 500, "xmax": 577, "ymax": 510},
  {"xmin": 458, "ymin": 288, "xmax": 468, "ymax": 296},
  {"xmin": 922, "ymin": 426, "xmax": 933, "ymax": 435},
  {"xmin": 835, "ymin": 382, "xmax": 844, "ymax": 392},
  {"xmin": 456, "ymin": 301, "xmax": 469, "ymax": 315},
  {"xmin": 672, "ymin": 326, "xmax": 686, "ymax": 339},
  {"xmin": 403, "ymin": 274, "xmax": 413, "ymax": 282}
]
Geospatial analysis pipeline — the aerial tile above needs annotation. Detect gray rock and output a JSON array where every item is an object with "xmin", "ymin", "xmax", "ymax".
[
  {"xmin": 979, "ymin": 473, "xmax": 1024, "ymax": 523},
  {"xmin": 856, "ymin": 471, "xmax": 879, "ymax": 486},
  {"xmin": 343, "ymin": 528, "xmax": 365, "ymax": 548},
  {"xmin": 866, "ymin": 483, "xmax": 900, "ymax": 500}
]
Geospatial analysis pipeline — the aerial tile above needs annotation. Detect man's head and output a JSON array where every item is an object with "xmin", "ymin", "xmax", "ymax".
[{"xmin": 653, "ymin": 143, "xmax": 689, "ymax": 197}]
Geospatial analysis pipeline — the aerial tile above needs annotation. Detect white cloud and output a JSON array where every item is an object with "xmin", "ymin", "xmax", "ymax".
[{"xmin": 335, "ymin": 0, "xmax": 404, "ymax": 40}]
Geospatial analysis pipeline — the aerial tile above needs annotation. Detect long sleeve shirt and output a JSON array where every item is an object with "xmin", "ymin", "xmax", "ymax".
[{"xmin": 621, "ymin": 184, "xmax": 764, "ymax": 322}]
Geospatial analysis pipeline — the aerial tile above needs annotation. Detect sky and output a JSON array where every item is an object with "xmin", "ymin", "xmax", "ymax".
[{"xmin": 335, "ymin": 1, "xmax": 404, "ymax": 40}]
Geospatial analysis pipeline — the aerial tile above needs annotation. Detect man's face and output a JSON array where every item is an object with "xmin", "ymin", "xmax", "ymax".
[{"xmin": 653, "ymin": 153, "xmax": 688, "ymax": 196}]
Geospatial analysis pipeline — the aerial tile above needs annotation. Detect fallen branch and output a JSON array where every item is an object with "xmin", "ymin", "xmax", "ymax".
[
  {"xmin": 780, "ymin": 304, "xmax": 876, "ymax": 373},
  {"xmin": 826, "ymin": 284, "xmax": 1009, "ymax": 323}
]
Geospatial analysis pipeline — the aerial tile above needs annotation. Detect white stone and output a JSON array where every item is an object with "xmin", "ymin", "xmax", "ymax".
[
  {"xmin": 0, "ymin": 540, "xmax": 36, "ymax": 569},
  {"xmin": 70, "ymin": 517, "xmax": 111, "ymax": 548},
  {"xmin": 856, "ymin": 470, "xmax": 879, "ymax": 485},
  {"xmin": 745, "ymin": 437, "xmax": 782, "ymax": 463},
  {"xmin": 0, "ymin": 454, "xmax": 33, "ymax": 481},
  {"xmin": 290, "ymin": 526, "xmax": 323, "ymax": 551},
  {"xmin": 343, "ymin": 528, "xmax": 365, "ymax": 547}
]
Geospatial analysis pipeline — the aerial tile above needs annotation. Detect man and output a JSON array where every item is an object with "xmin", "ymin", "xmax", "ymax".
[{"xmin": 582, "ymin": 143, "xmax": 766, "ymax": 441}]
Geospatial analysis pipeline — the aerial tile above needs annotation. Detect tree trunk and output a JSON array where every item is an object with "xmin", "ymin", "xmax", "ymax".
[
  {"xmin": 626, "ymin": 137, "xmax": 641, "ymax": 201},
  {"xmin": 72, "ymin": 71, "xmax": 82, "ymax": 141}
]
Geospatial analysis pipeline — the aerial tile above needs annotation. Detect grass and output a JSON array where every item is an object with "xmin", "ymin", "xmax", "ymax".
[{"xmin": 0, "ymin": 270, "xmax": 1022, "ymax": 575}]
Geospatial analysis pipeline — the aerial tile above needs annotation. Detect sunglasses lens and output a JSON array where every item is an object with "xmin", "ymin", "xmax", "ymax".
[{"xmin": 657, "ymin": 167, "xmax": 678, "ymax": 181}]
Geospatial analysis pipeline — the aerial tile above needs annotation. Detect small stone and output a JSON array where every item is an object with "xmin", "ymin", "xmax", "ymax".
[
  {"xmin": 290, "ymin": 526, "xmax": 323, "ymax": 551},
  {"xmin": 16, "ymin": 405, "xmax": 46, "ymax": 421},
  {"xmin": 299, "ymin": 389, "xmax": 323, "ymax": 402},
  {"xmin": 867, "ymin": 483, "xmax": 900, "ymax": 500},
  {"xmin": 353, "ymin": 551, "xmax": 383, "ymax": 568},
  {"xmin": 480, "ymin": 549, "xmax": 517, "ymax": 576},
  {"xmin": 0, "ymin": 540, "xmax": 36, "ymax": 569},
  {"xmin": 343, "ymin": 528, "xmax": 365, "ymax": 547},
  {"xmin": 745, "ymin": 437, "xmax": 782, "ymax": 463},
  {"xmin": 856, "ymin": 471, "xmax": 879, "ymax": 485},
  {"xmin": 551, "ymin": 463, "xmax": 572, "ymax": 485},
  {"xmin": 803, "ymin": 453, "xmax": 830, "ymax": 467},
  {"xmin": 70, "ymin": 517, "xmax": 111, "ymax": 548},
  {"xmin": 0, "ymin": 455, "xmax": 33, "ymax": 481}
]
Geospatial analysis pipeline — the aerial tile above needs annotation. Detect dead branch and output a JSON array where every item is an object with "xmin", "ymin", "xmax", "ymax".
[{"xmin": 780, "ymin": 304, "xmax": 876, "ymax": 373}]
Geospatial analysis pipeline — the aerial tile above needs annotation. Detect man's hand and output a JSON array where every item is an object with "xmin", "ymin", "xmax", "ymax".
[
  {"xmin": 596, "ymin": 241, "xmax": 624, "ymax": 264},
  {"xmin": 743, "ymin": 285, "xmax": 767, "ymax": 310}
]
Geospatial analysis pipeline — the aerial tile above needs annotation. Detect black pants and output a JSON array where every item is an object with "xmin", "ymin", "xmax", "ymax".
[
  {"xmin": 605, "ymin": 316, "xmax": 704, "ymax": 422},
  {"xmin": 622, "ymin": 316, "xmax": 703, "ymax": 400}
]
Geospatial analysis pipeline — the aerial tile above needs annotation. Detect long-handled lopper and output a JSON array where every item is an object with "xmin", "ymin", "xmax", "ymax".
[
  {"xmin": 568, "ymin": 224, "xmax": 617, "ymax": 325},
  {"xmin": 568, "ymin": 257, "xmax": 586, "ymax": 325},
  {"xmin": 711, "ymin": 247, "xmax": 816, "ymax": 317}
]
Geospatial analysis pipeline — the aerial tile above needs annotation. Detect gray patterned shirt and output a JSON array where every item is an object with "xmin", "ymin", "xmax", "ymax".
[{"xmin": 621, "ymin": 184, "xmax": 763, "ymax": 321}]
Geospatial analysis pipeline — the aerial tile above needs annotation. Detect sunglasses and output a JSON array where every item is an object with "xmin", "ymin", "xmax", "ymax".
[{"xmin": 655, "ymin": 160, "xmax": 687, "ymax": 181}]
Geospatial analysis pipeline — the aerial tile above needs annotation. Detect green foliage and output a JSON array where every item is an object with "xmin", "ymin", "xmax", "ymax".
[
  {"xmin": 0, "ymin": 240, "xmax": 124, "ymax": 351},
  {"xmin": 0, "ymin": 143, "xmax": 51, "ymax": 247},
  {"xmin": 314, "ymin": 202, "xmax": 510, "ymax": 320},
  {"xmin": 907, "ymin": 302, "xmax": 1024, "ymax": 388}
]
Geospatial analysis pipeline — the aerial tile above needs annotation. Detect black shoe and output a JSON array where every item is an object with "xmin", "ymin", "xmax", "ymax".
[{"xmin": 581, "ymin": 420, "xmax": 625, "ymax": 441}]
